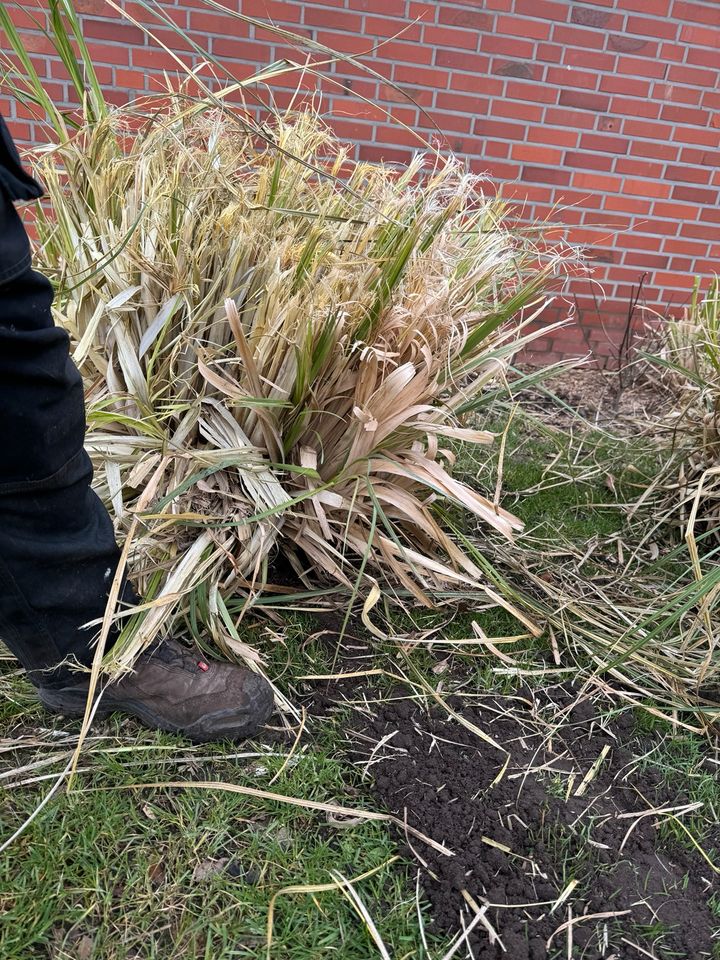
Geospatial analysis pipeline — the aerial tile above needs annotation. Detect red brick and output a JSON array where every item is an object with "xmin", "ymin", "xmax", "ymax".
[
  {"xmin": 633, "ymin": 219, "xmax": 677, "ymax": 236},
  {"xmin": 653, "ymin": 271, "xmax": 699, "ymax": 289},
  {"xmin": 423, "ymin": 24, "xmax": 484, "ymax": 49},
  {"xmin": 546, "ymin": 67, "xmax": 599, "ymax": 89},
  {"xmin": 435, "ymin": 49, "xmax": 488, "ymax": 72},
  {"xmin": 81, "ymin": 17, "xmax": 145, "ymax": 45},
  {"xmin": 660, "ymin": 104, "xmax": 711, "ymax": 126},
  {"xmin": 365, "ymin": 17, "xmax": 422, "ymax": 40},
  {"xmin": 393, "ymin": 64, "xmax": 449, "ymax": 88},
  {"xmin": 623, "ymin": 233, "xmax": 668, "ymax": 251},
  {"xmin": 653, "ymin": 83, "xmax": 703, "ymax": 106},
  {"xmin": 372, "ymin": 39, "xmax": 430, "ymax": 62},
  {"xmin": 452, "ymin": 73, "xmax": 503, "ymax": 96},
  {"xmin": 213, "ymin": 37, "xmax": 269, "ymax": 61},
  {"xmin": 512, "ymin": 143, "xmax": 564, "ymax": 164},
  {"xmin": 536, "ymin": 42, "xmax": 564, "ymax": 62},
  {"xmin": 378, "ymin": 82, "xmax": 434, "ymax": 107},
  {"xmin": 493, "ymin": 99, "xmax": 545, "ymax": 121},
  {"xmin": 425, "ymin": 110, "xmax": 472, "ymax": 133},
  {"xmin": 436, "ymin": 91, "xmax": 489, "ymax": 113},
  {"xmin": 668, "ymin": 257, "xmax": 693, "ymax": 277},
  {"xmin": 681, "ymin": 126, "xmax": 720, "ymax": 146},
  {"xmin": 558, "ymin": 89, "xmax": 609, "ymax": 112},
  {"xmin": 702, "ymin": 90, "xmax": 720, "ymax": 110},
  {"xmin": 408, "ymin": 1, "xmax": 438, "ymax": 18},
  {"xmin": 317, "ymin": 32, "xmax": 374, "ymax": 55},
  {"xmin": 480, "ymin": 35, "xmax": 534, "ymax": 58},
  {"xmin": 604, "ymin": 195, "xmax": 652, "ymax": 214},
  {"xmin": 664, "ymin": 165, "xmax": 713, "ymax": 184},
  {"xmin": 685, "ymin": 46, "xmax": 720, "ymax": 69},
  {"xmin": 622, "ymin": 118, "xmax": 675, "ymax": 140},
  {"xmin": 672, "ymin": 184, "xmax": 718, "ymax": 205},
  {"xmin": 672, "ymin": 1, "xmax": 720, "ymax": 25},
  {"xmin": 562, "ymin": 48, "xmax": 616, "ymax": 71},
  {"xmin": 564, "ymin": 150, "xmax": 614, "ymax": 171},
  {"xmin": 623, "ymin": 252, "xmax": 670, "ymax": 269},
  {"xmin": 629, "ymin": 140, "xmax": 678, "ymax": 161},
  {"xmin": 573, "ymin": 172, "xmax": 622, "ymax": 192},
  {"xmin": 529, "ymin": 126, "xmax": 578, "ymax": 147},
  {"xmin": 242, "ymin": 0, "xmax": 303, "ymax": 21},
  {"xmin": 189, "ymin": 10, "xmax": 248, "ymax": 34},
  {"xmin": 626, "ymin": 15, "xmax": 680, "ymax": 40},
  {"xmin": 668, "ymin": 63, "xmax": 718, "ymax": 87},
  {"xmin": 680, "ymin": 221, "xmax": 720, "ymax": 240},
  {"xmin": 438, "ymin": 6, "xmax": 494, "ymax": 30},
  {"xmin": 523, "ymin": 165, "xmax": 572, "ymax": 185},
  {"xmin": 617, "ymin": 55, "xmax": 667, "ymax": 79},
  {"xmin": 10, "ymin": 31, "xmax": 56, "ymax": 55},
  {"xmin": 561, "ymin": 189, "xmax": 603, "ymax": 209},
  {"xmin": 515, "ymin": 0, "xmax": 568, "ymax": 19},
  {"xmin": 615, "ymin": 158, "xmax": 665, "ymax": 178},
  {"xmin": 679, "ymin": 24, "xmax": 720, "ymax": 48},
  {"xmin": 545, "ymin": 106, "xmax": 596, "ymax": 129},
  {"xmin": 583, "ymin": 210, "xmax": 631, "ymax": 230},
  {"xmin": 677, "ymin": 147, "xmax": 706, "ymax": 165},
  {"xmin": 653, "ymin": 201, "xmax": 701, "ymax": 219},
  {"xmin": 134, "ymin": 47, "xmax": 182, "ymax": 71},
  {"xmin": 352, "ymin": 0, "xmax": 407, "ymax": 12},
  {"xmin": 552, "ymin": 24, "xmax": 606, "ymax": 50},
  {"xmin": 496, "ymin": 15, "xmax": 551, "ymax": 39},
  {"xmin": 483, "ymin": 139, "xmax": 511, "ymax": 158},
  {"xmin": 625, "ymin": 178, "xmax": 671, "ymax": 198},
  {"xmin": 474, "ymin": 118, "xmax": 526, "ymax": 139},
  {"xmin": 624, "ymin": 0, "xmax": 671, "ymax": 12},
  {"xmin": 357, "ymin": 143, "xmax": 411, "ymax": 164},
  {"xmin": 580, "ymin": 133, "xmax": 629, "ymax": 154},
  {"xmin": 570, "ymin": 5, "xmax": 621, "ymax": 28},
  {"xmin": 115, "ymin": 67, "xmax": 148, "ymax": 89},
  {"xmin": 303, "ymin": 7, "xmax": 362, "ymax": 30},
  {"xmin": 611, "ymin": 97, "xmax": 661, "ymax": 120},
  {"xmin": 471, "ymin": 159, "xmax": 521, "ymax": 179},
  {"xmin": 494, "ymin": 60, "xmax": 539, "ymax": 80},
  {"xmin": 608, "ymin": 33, "xmax": 652, "ymax": 53},
  {"xmin": 599, "ymin": 75, "xmax": 651, "ymax": 98}
]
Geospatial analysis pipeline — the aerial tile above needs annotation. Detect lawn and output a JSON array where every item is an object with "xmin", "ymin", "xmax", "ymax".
[{"xmin": 2, "ymin": 385, "xmax": 718, "ymax": 960}]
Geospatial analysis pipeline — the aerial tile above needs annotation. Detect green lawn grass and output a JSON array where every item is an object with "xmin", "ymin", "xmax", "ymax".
[{"xmin": 1, "ymin": 412, "xmax": 716, "ymax": 960}]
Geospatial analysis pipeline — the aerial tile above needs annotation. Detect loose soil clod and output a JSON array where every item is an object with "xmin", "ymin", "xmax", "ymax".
[{"xmin": 348, "ymin": 683, "xmax": 719, "ymax": 959}]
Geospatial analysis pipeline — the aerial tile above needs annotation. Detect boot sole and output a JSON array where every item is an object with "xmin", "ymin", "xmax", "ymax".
[{"xmin": 38, "ymin": 685, "xmax": 271, "ymax": 743}]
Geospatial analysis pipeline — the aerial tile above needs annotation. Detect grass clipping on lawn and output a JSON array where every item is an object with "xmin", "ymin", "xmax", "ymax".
[{"xmin": 30, "ymin": 95, "xmax": 554, "ymax": 673}]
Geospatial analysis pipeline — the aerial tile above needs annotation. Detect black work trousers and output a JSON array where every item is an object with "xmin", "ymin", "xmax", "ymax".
[{"xmin": 0, "ymin": 116, "xmax": 123, "ymax": 688}]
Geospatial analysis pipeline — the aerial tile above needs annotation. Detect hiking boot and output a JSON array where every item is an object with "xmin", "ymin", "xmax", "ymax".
[{"xmin": 37, "ymin": 637, "xmax": 274, "ymax": 743}]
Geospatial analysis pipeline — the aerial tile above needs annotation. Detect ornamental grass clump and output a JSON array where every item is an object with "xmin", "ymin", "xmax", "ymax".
[
  {"xmin": 648, "ymin": 278, "xmax": 720, "ymax": 540},
  {"xmin": 2, "ymin": 3, "xmax": 560, "ymax": 674}
]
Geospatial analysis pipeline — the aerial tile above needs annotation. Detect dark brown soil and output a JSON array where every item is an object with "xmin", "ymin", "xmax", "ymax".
[
  {"xmin": 345, "ymin": 682, "xmax": 719, "ymax": 959},
  {"xmin": 515, "ymin": 367, "xmax": 664, "ymax": 435}
]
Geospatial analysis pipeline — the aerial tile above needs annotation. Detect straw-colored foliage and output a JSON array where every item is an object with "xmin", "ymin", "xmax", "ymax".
[
  {"xmin": 650, "ymin": 278, "xmax": 720, "ymax": 538},
  {"xmin": 20, "ymin": 89, "xmax": 557, "ymax": 670}
]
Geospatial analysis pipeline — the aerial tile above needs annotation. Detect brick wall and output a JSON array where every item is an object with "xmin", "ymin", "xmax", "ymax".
[{"xmin": 2, "ymin": 0, "xmax": 719, "ymax": 362}]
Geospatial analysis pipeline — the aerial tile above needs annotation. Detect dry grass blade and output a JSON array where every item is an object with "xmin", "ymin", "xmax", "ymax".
[
  {"xmin": 266, "ymin": 857, "xmax": 398, "ymax": 960},
  {"xmin": 92, "ymin": 779, "xmax": 455, "ymax": 856}
]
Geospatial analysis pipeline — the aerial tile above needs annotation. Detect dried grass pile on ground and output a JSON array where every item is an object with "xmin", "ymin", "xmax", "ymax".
[{"xmin": 12, "ymin": 46, "xmax": 558, "ymax": 673}]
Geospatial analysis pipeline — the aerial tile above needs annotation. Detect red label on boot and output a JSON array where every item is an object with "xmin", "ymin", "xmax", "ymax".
[{"xmin": 197, "ymin": 661, "xmax": 209, "ymax": 672}]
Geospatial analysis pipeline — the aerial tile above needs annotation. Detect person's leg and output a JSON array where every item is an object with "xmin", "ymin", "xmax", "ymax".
[
  {"xmin": 0, "ymin": 263, "xmax": 130, "ymax": 687},
  {"xmin": 0, "ymin": 116, "xmax": 273, "ymax": 741}
]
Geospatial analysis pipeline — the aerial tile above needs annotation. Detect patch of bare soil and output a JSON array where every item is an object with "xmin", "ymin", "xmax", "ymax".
[
  {"xmin": 348, "ymin": 683, "xmax": 718, "ymax": 959},
  {"xmin": 517, "ymin": 368, "xmax": 664, "ymax": 435}
]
